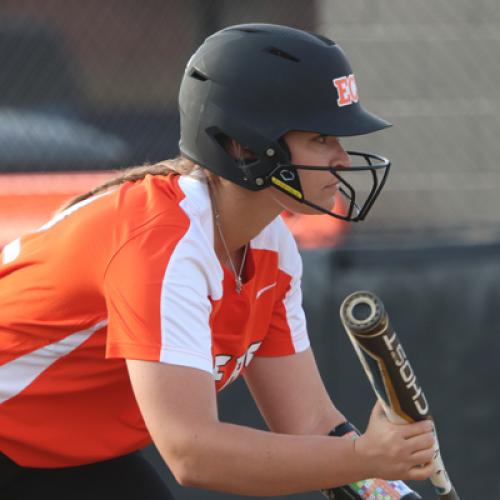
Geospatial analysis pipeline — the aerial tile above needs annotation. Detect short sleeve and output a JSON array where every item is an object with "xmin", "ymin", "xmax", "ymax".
[
  {"xmin": 103, "ymin": 222, "xmax": 216, "ymax": 375},
  {"xmin": 255, "ymin": 223, "xmax": 310, "ymax": 357}
]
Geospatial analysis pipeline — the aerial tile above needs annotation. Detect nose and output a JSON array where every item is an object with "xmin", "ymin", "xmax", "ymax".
[{"xmin": 330, "ymin": 140, "xmax": 351, "ymax": 169}]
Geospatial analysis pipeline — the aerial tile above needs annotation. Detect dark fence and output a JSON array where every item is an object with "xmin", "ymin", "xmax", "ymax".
[
  {"xmin": 144, "ymin": 242, "xmax": 499, "ymax": 499},
  {"xmin": 2, "ymin": 0, "xmax": 500, "ymax": 240}
]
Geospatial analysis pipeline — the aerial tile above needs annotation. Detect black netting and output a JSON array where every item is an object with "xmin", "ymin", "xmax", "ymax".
[{"xmin": 0, "ymin": 0, "xmax": 499, "ymax": 243}]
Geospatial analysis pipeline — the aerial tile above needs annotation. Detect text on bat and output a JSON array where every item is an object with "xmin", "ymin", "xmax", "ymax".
[{"xmin": 382, "ymin": 330, "xmax": 429, "ymax": 416}]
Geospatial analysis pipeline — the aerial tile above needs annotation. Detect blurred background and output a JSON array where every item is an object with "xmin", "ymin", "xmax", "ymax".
[{"xmin": 1, "ymin": 0, "xmax": 498, "ymax": 498}]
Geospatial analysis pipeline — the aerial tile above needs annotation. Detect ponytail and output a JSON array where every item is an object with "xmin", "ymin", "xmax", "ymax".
[{"xmin": 60, "ymin": 156, "xmax": 197, "ymax": 211}]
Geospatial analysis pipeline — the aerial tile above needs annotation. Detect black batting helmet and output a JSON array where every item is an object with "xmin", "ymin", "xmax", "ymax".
[{"xmin": 179, "ymin": 23, "xmax": 391, "ymax": 221}]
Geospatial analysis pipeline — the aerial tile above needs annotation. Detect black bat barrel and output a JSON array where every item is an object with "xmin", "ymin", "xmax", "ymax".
[
  {"xmin": 340, "ymin": 291, "xmax": 431, "ymax": 423},
  {"xmin": 340, "ymin": 291, "xmax": 460, "ymax": 500}
]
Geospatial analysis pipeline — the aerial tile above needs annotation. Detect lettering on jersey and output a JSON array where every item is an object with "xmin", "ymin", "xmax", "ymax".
[
  {"xmin": 214, "ymin": 341, "xmax": 262, "ymax": 389},
  {"xmin": 333, "ymin": 74, "xmax": 359, "ymax": 107}
]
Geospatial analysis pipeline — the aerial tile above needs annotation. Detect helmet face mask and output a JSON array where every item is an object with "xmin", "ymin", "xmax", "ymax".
[
  {"xmin": 269, "ymin": 151, "xmax": 390, "ymax": 222},
  {"xmin": 179, "ymin": 23, "xmax": 392, "ymax": 221}
]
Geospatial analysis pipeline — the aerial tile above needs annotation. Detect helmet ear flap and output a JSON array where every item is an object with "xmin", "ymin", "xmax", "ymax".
[{"xmin": 202, "ymin": 122, "xmax": 290, "ymax": 190}]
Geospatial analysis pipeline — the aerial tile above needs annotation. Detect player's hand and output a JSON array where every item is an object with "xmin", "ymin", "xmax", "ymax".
[{"xmin": 354, "ymin": 400, "xmax": 436, "ymax": 481}]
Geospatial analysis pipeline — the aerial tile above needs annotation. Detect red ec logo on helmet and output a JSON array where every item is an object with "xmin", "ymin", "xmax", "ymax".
[{"xmin": 333, "ymin": 74, "xmax": 359, "ymax": 107}]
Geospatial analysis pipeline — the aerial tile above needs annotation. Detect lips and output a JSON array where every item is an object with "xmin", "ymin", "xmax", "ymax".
[{"xmin": 323, "ymin": 182, "xmax": 339, "ymax": 191}]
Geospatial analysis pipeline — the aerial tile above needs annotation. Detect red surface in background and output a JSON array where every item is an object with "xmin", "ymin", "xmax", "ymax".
[
  {"xmin": 0, "ymin": 172, "xmax": 347, "ymax": 249},
  {"xmin": 0, "ymin": 172, "xmax": 116, "ymax": 246},
  {"xmin": 281, "ymin": 211, "xmax": 348, "ymax": 249}
]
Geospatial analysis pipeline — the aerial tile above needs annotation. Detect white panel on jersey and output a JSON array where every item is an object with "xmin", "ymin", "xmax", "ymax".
[
  {"xmin": 282, "ymin": 276, "xmax": 310, "ymax": 354},
  {"xmin": 0, "ymin": 320, "xmax": 107, "ymax": 404},
  {"xmin": 158, "ymin": 177, "xmax": 223, "ymax": 375}
]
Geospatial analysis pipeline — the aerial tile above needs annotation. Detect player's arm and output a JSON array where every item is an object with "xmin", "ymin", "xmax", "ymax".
[
  {"xmin": 126, "ymin": 359, "xmax": 435, "ymax": 496},
  {"xmin": 244, "ymin": 349, "xmax": 430, "ymax": 499},
  {"xmin": 243, "ymin": 347, "xmax": 344, "ymax": 435}
]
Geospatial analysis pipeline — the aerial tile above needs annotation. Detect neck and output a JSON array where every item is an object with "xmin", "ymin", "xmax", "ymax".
[{"xmin": 207, "ymin": 178, "xmax": 282, "ymax": 258}]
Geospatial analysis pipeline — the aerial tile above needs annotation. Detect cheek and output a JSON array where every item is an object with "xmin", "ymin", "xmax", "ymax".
[
  {"xmin": 266, "ymin": 184, "xmax": 332, "ymax": 216},
  {"xmin": 291, "ymin": 148, "xmax": 323, "ymax": 166},
  {"xmin": 298, "ymin": 170, "xmax": 327, "ymax": 195}
]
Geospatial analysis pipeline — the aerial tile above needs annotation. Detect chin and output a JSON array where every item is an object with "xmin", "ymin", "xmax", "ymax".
[
  {"xmin": 288, "ymin": 205, "xmax": 328, "ymax": 216},
  {"xmin": 278, "ymin": 194, "xmax": 335, "ymax": 216}
]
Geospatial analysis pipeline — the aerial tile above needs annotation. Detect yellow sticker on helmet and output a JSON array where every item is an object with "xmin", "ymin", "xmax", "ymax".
[{"xmin": 271, "ymin": 176, "xmax": 303, "ymax": 199}]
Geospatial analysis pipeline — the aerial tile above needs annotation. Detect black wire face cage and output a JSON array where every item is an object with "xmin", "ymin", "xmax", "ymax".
[{"xmin": 268, "ymin": 151, "xmax": 391, "ymax": 222}]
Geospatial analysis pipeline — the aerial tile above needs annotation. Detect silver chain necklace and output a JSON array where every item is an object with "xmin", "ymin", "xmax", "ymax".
[{"xmin": 208, "ymin": 182, "xmax": 248, "ymax": 294}]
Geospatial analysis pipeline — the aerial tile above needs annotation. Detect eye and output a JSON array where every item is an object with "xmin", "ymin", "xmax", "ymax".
[{"xmin": 315, "ymin": 135, "xmax": 328, "ymax": 144}]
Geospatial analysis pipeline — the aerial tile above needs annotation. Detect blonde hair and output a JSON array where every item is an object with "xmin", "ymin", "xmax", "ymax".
[{"xmin": 61, "ymin": 156, "xmax": 197, "ymax": 211}]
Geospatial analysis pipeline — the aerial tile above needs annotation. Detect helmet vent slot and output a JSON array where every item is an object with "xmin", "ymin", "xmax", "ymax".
[
  {"xmin": 266, "ymin": 47, "xmax": 300, "ymax": 63},
  {"xmin": 189, "ymin": 68, "xmax": 209, "ymax": 81},
  {"xmin": 309, "ymin": 33, "xmax": 336, "ymax": 46},
  {"xmin": 232, "ymin": 27, "xmax": 264, "ymax": 34}
]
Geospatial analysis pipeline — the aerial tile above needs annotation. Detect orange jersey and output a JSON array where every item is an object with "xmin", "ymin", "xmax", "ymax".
[{"xmin": 0, "ymin": 174, "xmax": 309, "ymax": 467}]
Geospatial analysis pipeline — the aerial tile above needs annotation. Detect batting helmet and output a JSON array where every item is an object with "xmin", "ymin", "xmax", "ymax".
[{"xmin": 179, "ymin": 23, "xmax": 391, "ymax": 221}]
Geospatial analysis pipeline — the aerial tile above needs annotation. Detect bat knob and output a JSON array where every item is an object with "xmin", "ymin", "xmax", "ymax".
[{"xmin": 340, "ymin": 291, "xmax": 385, "ymax": 334}]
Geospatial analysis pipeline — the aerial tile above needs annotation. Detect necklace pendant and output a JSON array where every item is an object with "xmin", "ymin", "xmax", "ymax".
[{"xmin": 235, "ymin": 276, "xmax": 242, "ymax": 294}]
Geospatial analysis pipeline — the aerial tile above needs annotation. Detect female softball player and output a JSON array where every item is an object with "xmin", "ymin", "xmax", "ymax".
[{"xmin": 0, "ymin": 24, "xmax": 435, "ymax": 499}]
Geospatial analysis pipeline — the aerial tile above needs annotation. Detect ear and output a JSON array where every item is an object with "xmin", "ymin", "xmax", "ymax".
[
  {"xmin": 226, "ymin": 138, "xmax": 241, "ymax": 159},
  {"xmin": 226, "ymin": 138, "xmax": 257, "ymax": 161}
]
